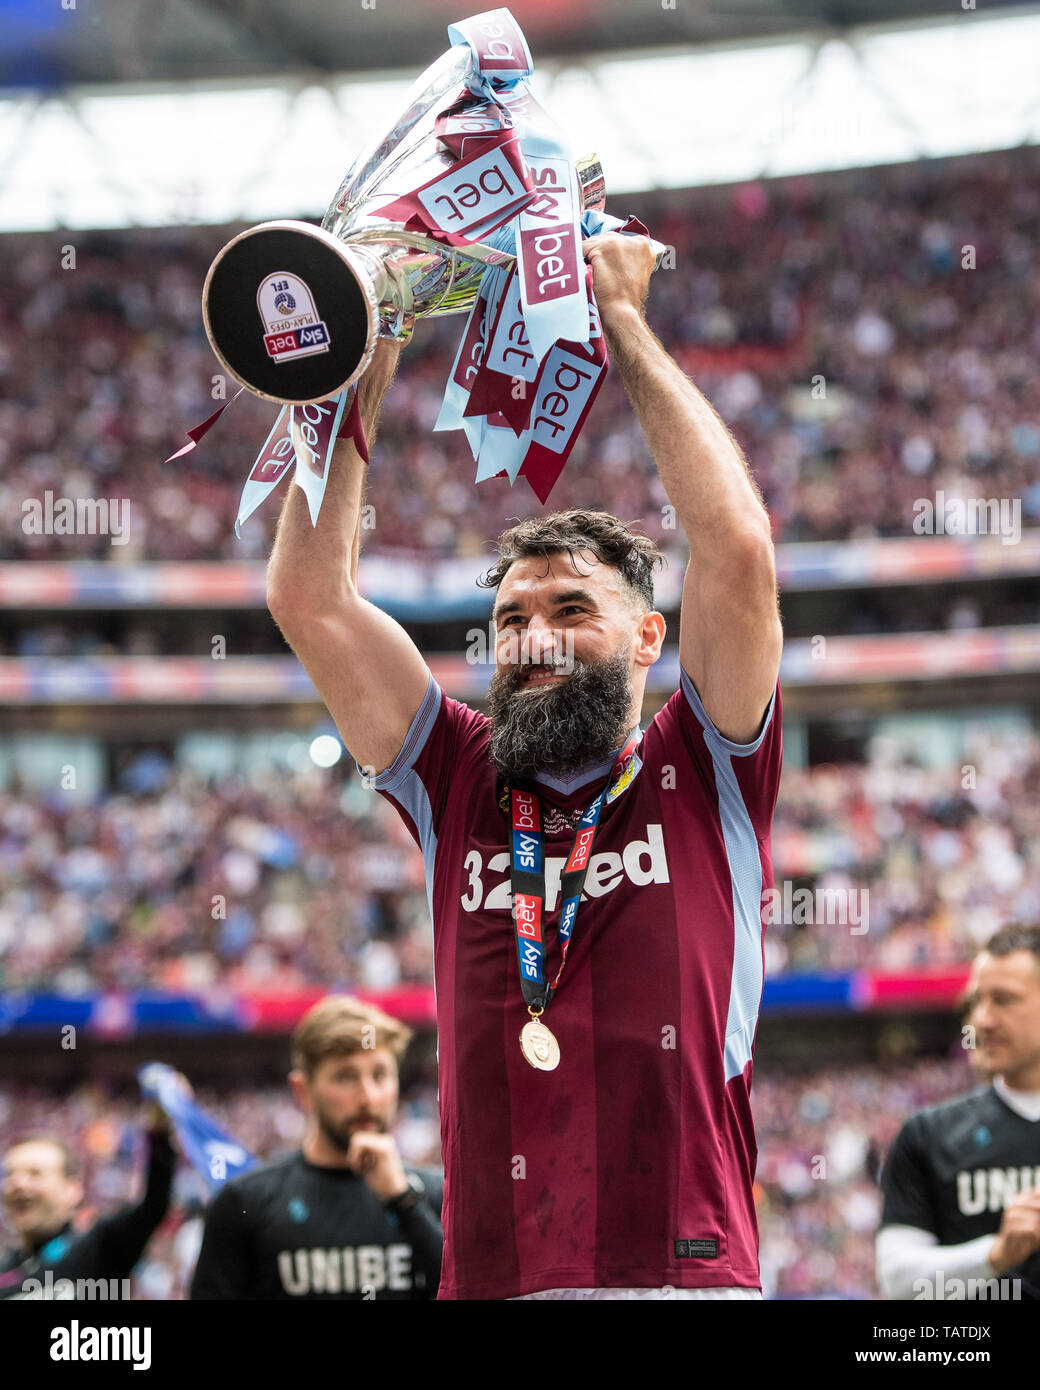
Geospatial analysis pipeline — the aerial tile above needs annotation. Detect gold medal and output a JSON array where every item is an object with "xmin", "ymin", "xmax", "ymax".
[{"xmin": 520, "ymin": 1013, "xmax": 560, "ymax": 1071}]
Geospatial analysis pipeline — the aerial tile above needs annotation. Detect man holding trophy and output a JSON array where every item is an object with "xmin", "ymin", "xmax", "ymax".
[{"xmin": 211, "ymin": 10, "xmax": 783, "ymax": 1299}]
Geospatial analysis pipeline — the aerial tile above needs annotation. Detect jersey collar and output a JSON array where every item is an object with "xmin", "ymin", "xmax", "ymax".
[
  {"xmin": 531, "ymin": 725, "xmax": 643, "ymax": 796},
  {"xmin": 993, "ymin": 1076, "xmax": 1040, "ymax": 1121}
]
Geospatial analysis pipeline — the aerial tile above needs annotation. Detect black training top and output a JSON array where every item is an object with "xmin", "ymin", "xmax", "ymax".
[
  {"xmin": 0, "ymin": 1128, "xmax": 176, "ymax": 1299},
  {"xmin": 190, "ymin": 1150, "xmax": 443, "ymax": 1300},
  {"xmin": 880, "ymin": 1083, "xmax": 1040, "ymax": 1298}
]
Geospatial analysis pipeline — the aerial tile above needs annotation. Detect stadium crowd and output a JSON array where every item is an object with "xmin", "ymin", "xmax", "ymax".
[
  {"xmin": 0, "ymin": 1053, "xmax": 973, "ymax": 1299},
  {"xmin": 1, "ymin": 147, "xmax": 1039, "ymax": 563},
  {"xmin": 1, "ymin": 144, "xmax": 1038, "ymax": 1306},
  {"xmin": 0, "ymin": 730, "xmax": 1035, "ymax": 993}
]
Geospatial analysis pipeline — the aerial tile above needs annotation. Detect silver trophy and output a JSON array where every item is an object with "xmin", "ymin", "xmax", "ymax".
[{"xmin": 202, "ymin": 42, "xmax": 606, "ymax": 407}]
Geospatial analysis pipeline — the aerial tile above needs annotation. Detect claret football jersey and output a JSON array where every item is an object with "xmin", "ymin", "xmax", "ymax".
[{"xmin": 364, "ymin": 667, "xmax": 782, "ymax": 1299}]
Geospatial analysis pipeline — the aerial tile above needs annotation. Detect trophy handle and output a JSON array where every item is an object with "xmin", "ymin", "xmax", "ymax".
[{"xmin": 576, "ymin": 155, "xmax": 606, "ymax": 212}]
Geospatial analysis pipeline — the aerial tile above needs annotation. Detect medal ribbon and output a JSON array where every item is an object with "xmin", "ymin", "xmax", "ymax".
[{"xmin": 508, "ymin": 733, "xmax": 641, "ymax": 1013}]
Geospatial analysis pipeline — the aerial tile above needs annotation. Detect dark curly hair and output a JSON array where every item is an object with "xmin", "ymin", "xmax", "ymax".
[{"xmin": 477, "ymin": 509, "xmax": 664, "ymax": 612}]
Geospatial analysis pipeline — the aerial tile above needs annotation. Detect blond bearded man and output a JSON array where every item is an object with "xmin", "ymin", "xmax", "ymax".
[{"xmin": 191, "ymin": 996, "xmax": 442, "ymax": 1299}]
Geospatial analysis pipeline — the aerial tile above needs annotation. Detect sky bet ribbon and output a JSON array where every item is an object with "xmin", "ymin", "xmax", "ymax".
[
  {"xmin": 448, "ymin": 13, "xmax": 590, "ymax": 367},
  {"xmin": 508, "ymin": 733, "xmax": 642, "ymax": 1015},
  {"xmin": 167, "ymin": 10, "xmax": 664, "ymax": 529},
  {"xmin": 137, "ymin": 1062, "xmax": 257, "ymax": 1194}
]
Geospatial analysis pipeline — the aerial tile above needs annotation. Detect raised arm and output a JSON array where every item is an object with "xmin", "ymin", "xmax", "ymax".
[
  {"xmin": 266, "ymin": 340, "xmax": 432, "ymax": 776},
  {"xmin": 588, "ymin": 234, "xmax": 783, "ymax": 744}
]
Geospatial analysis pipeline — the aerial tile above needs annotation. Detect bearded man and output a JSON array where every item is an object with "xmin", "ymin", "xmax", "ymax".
[
  {"xmin": 267, "ymin": 233, "xmax": 783, "ymax": 1299},
  {"xmin": 191, "ymin": 995, "xmax": 442, "ymax": 1299}
]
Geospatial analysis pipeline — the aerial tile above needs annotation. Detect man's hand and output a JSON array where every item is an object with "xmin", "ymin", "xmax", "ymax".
[
  {"xmin": 988, "ymin": 1190, "xmax": 1040, "ymax": 1273},
  {"xmin": 344, "ymin": 1131, "xmax": 410, "ymax": 1203},
  {"xmin": 583, "ymin": 232, "xmax": 656, "ymax": 324},
  {"xmin": 141, "ymin": 1068, "xmax": 193, "ymax": 1139}
]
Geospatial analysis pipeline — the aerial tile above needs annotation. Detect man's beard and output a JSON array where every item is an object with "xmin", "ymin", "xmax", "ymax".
[
  {"xmin": 487, "ymin": 648, "xmax": 634, "ymax": 783},
  {"xmin": 315, "ymin": 1105, "xmax": 387, "ymax": 1153}
]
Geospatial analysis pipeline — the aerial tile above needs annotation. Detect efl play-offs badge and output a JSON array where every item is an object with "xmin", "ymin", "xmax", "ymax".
[{"xmin": 257, "ymin": 272, "xmax": 331, "ymax": 363}]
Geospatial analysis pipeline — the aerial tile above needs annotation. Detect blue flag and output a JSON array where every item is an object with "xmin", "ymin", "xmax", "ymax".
[{"xmin": 137, "ymin": 1062, "xmax": 257, "ymax": 1194}]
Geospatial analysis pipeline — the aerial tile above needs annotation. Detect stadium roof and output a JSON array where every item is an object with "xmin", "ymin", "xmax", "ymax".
[
  {"xmin": 1, "ymin": 4, "xmax": 1037, "ymax": 231},
  {"xmin": 3, "ymin": 0, "xmax": 1036, "ymax": 87}
]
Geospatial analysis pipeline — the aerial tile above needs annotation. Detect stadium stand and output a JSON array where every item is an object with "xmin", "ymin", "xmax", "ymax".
[{"xmin": 1, "ymin": 148, "xmax": 1039, "ymax": 562}]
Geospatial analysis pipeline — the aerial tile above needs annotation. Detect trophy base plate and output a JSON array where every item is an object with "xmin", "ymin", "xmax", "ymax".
[{"xmin": 203, "ymin": 221, "xmax": 377, "ymax": 404}]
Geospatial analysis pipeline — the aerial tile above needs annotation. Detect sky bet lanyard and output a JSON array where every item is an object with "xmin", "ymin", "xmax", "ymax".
[{"xmin": 507, "ymin": 734, "xmax": 641, "ymax": 1068}]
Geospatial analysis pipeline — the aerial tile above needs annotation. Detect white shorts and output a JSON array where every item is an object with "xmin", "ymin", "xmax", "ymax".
[{"xmin": 511, "ymin": 1286, "xmax": 762, "ymax": 1300}]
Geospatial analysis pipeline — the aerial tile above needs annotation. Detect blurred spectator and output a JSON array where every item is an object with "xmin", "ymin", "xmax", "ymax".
[
  {"xmin": 0, "ymin": 1056, "xmax": 971, "ymax": 1298},
  {"xmin": 2, "ymin": 728, "xmax": 1035, "ymax": 991},
  {"xmin": 1, "ymin": 149, "xmax": 1038, "ymax": 563}
]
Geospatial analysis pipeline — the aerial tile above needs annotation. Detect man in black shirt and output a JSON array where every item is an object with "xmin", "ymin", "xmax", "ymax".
[
  {"xmin": 877, "ymin": 922, "xmax": 1040, "ymax": 1300},
  {"xmin": 0, "ymin": 1121, "xmax": 176, "ymax": 1300},
  {"xmin": 191, "ymin": 995, "xmax": 442, "ymax": 1299}
]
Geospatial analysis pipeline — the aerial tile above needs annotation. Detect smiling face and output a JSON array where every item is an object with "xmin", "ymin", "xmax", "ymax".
[
  {"xmin": 2, "ymin": 1141, "xmax": 82, "ymax": 1250},
  {"xmin": 486, "ymin": 549, "xmax": 665, "ymax": 782},
  {"xmin": 964, "ymin": 949, "xmax": 1040, "ymax": 1089}
]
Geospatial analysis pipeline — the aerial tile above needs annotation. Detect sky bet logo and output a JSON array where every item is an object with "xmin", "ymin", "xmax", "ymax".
[
  {"xmin": 515, "ymin": 892, "xmax": 543, "ymax": 980},
  {"xmin": 513, "ymin": 828, "xmax": 541, "ymax": 872},
  {"xmin": 257, "ymin": 273, "xmax": 331, "ymax": 363},
  {"xmin": 565, "ymin": 824, "xmax": 596, "ymax": 875},
  {"xmin": 511, "ymin": 788, "xmax": 542, "ymax": 875}
]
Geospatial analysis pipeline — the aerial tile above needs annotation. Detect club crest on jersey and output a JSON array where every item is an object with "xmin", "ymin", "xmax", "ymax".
[
  {"xmin": 606, "ymin": 751, "xmax": 642, "ymax": 804},
  {"xmin": 258, "ymin": 273, "xmax": 331, "ymax": 362}
]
